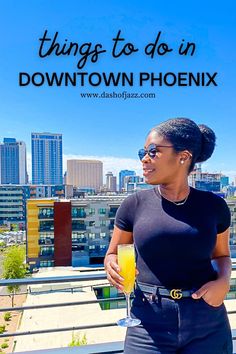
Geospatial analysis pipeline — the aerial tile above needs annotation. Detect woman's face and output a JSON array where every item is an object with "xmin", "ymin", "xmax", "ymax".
[{"xmin": 141, "ymin": 130, "xmax": 184, "ymax": 185}]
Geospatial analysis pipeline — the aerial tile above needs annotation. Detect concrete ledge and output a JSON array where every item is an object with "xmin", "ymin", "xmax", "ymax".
[
  {"xmin": 15, "ymin": 336, "xmax": 236, "ymax": 354},
  {"xmin": 15, "ymin": 341, "xmax": 124, "ymax": 353},
  {"xmin": 15, "ymin": 338, "xmax": 236, "ymax": 354}
]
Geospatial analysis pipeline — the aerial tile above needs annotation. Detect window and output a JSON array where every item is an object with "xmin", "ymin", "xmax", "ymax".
[
  {"xmin": 72, "ymin": 220, "xmax": 86, "ymax": 231},
  {"xmin": 40, "ymin": 260, "xmax": 54, "ymax": 267},
  {"xmin": 89, "ymin": 221, "xmax": 95, "ymax": 226},
  {"xmin": 89, "ymin": 233, "xmax": 95, "ymax": 239},
  {"xmin": 109, "ymin": 220, "xmax": 114, "ymax": 230},
  {"xmin": 72, "ymin": 207, "xmax": 86, "ymax": 218},
  {"xmin": 39, "ymin": 220, "xmax": 54, "ymax": 231},
  {"xmin": 100, "ymin": 232, "xmax": 106, "ymax": 238},
  {"xmin": 72, "ymin": 244, "xmax": 85, "ymax": 251},
  {"xmin": 39, "ymin": 235, "xmax": 54, "ymax": 245},
  {"xmin": 72, "ymin": 232, "xmax": 85, "ymax": 239},
  {"xmin": 99, "ymin": 208, "xmax": 106, "ymax": 215},
  {"xmin": 109, "ymin": 207, "xmax": 119, "ymax": 218},
  {"xmin": 88, "ymin": 208, "xmax": 95, "ymax": 215},
  {"xmin": 72, "ymin": 232, "xmax": 87, "ymax": 243},
  {"xmin": 100, "ymin": 220, "xmax": 106, "ymax": 226},
  {"xmin": 39, "ymin": 246, "xmax": 54, "ymax": 256},
  {"xmin": 40, "ymin": 232, "xmax": 54, "ymax": 237},
  {"xmin": 38, "ymin": 208, "xmax": 54, "ymax": 219}
]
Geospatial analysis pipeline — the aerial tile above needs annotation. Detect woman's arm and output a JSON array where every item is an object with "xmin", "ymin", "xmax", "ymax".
[
  {"xmin": 104, "ymin": 226, "xmax": 133, "ymax": 290},
  {"xmin": 211, "ymin": 227, "xmax": 231, "ymax": 287},
  {"xmin": 192, "ymin": 228, "xmax": 231, "ymax": 306}
]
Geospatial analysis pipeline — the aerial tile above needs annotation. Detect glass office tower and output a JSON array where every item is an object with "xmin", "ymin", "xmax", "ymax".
[
  {"xmin": 31, "ymin": 133, "xmax": 63, "ymax": 184},
  {"xmin": 0, "ymin": 138, "xmax": 27, "ymax": 184}
]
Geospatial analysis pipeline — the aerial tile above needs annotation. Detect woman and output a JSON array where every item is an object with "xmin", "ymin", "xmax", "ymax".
[{"xmin": 104, "ymin": 118, "xmax": 233, "ymax": 354}]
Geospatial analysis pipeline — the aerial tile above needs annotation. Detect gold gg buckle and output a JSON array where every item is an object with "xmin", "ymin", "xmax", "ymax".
[{"xmin": 170, "ymin": 289, "xmax": 182, "ymax": 299}]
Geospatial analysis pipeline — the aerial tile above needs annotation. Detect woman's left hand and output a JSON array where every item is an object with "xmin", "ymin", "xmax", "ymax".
[{"xmin": 191, "ymin": 278, "xmax": 230, "ymax": 307}]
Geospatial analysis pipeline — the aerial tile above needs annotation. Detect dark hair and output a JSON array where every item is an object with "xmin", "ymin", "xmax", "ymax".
[{"xmin": 151, "ymin": 118, "xmax": 216, "ymax": 172}]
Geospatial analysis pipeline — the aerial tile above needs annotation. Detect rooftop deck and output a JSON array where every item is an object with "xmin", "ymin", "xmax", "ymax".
[{"xmin": 1, "ymin": 267, "xmax": 236, "ymax": 353}]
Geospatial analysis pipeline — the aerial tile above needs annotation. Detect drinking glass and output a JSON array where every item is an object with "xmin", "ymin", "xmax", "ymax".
[{"xmin": 117, "ymin": 244, "xmax": 141, "ymax": 327}]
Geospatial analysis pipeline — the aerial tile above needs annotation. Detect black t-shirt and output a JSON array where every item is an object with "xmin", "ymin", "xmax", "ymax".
[{"xmin": 115, "ymin": 187, "xmax": 231, "ymax": 289}]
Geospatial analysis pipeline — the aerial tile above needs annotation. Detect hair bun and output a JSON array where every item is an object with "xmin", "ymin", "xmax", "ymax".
[{"xmin": 196, "ymin": 124, "xmax": 216, "ymax": 163}]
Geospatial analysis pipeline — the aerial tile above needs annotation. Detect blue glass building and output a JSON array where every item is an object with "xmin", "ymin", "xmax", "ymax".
[
  {"xmin": 0, "ymin": 138, "xmax": 27, "ymax": 184},
  {"xmin": 31, "ymin": 133, "xmax": 63, "ymax": 184},
  {"xmin": 221, "ymin": 176, "xmax": 230, "ymax": 188},
  {"xmin": 119, "ymin": 170, "xmax": 135, "ymax": 191},
  {"xmin": 195, "ymin": 180, "xmax": 221, "ymax": 192}
]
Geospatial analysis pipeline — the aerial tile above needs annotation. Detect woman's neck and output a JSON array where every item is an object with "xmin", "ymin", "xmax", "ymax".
[{"xmin": 158, "ymin": 182, "xmax": 190, "ymax": 202}]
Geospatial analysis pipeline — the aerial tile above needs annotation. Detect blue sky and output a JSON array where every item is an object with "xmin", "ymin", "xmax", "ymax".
[{"xmin": 0, "ymin": 0, "xmax": 235, "ymax": 180}]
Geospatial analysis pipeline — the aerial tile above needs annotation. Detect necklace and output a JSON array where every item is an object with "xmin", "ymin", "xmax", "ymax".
[{"xmin": 157, "ymin": 185, "xmax": 190, "ymax": 206}]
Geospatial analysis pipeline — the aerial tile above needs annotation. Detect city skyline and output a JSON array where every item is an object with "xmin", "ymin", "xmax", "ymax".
[
  {"xmin": 1, "ymin": 1, "xmax": 235, "ymax": 180},
  {"xmin": 0, "ymin": 134, "xmax": 233, "ymax": 184}
]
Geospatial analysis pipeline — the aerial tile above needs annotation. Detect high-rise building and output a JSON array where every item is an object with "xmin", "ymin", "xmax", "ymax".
[
  {"xmin": 31, "ymin": 133, "xmax": 63, "ymax": 184},
  {"xmin": 221, "ymin": 176, "xmax": 229, "ymax": 189},
  {"xmin": 119, "ymin": 170, "xmax": 135, "ymax": 192},
  {"xmin": 123, "ymin": 175, "xmax": 153, "ymax": 192},
  {"xmin": 105, "ymin": 171, "xmax": 117, "ymax": 192},
  {"xmin": 189, "ymin": 164, "xmax": 221, "ymax": 192},
  {"xmin": 0, "ymin": 185, "xmax": 30, "ymax": 226},
  {"xmin": 67, "ymin": 160, "xmax": 103, "ymax": 192},
  {"xmin": 0, "ymin": 138, "xmax": 27, "ymax": 184}
]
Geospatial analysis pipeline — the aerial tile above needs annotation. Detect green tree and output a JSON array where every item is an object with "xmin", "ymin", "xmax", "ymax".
[
  {"xmin": 0, "ymin": 240, "xmax": 6, "ymax": 249},
  {"xmin": 3, "ymin": 246, "xmax": 27, "ymax": 307}
]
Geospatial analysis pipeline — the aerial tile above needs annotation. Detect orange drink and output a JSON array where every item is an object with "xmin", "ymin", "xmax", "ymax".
[
  {"xmin": 118, "ymin": 244, "xmax": 136, "ymax": 294},
  {"xmin": 117, "ymin": 244, "xmax": 141, "ymax": 327}
]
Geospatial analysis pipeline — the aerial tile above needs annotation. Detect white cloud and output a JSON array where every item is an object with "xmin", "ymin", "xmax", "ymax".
[{"xmin": 27, "ymin": 153, "xmax": 143, "ymax": 181}]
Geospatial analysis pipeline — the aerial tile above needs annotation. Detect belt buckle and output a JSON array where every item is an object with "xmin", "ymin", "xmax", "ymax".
[{"xmin": 170, "ymin": 288, "xmax": 182, "ymax": 299}]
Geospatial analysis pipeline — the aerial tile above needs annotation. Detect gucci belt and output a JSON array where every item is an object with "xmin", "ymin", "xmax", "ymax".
[{"xmin": 136, "ymin": 282, "xmax": 194, "ymax": 299}]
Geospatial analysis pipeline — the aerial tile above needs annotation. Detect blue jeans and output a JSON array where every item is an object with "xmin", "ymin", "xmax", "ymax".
[{"xmin": 124, "ymin": 289, "xmax": 233, "ymax": 354}]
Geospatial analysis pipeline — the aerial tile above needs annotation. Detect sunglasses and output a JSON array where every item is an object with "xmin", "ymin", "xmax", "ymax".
[{"xmin": 138, "ymin": 143, "xmax": 173, "ymax": 161}]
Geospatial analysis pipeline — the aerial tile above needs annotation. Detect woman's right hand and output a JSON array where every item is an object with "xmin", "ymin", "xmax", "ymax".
[{"xmin": 104, "ymin": 253, "xmax": 124, "ymax": 291}]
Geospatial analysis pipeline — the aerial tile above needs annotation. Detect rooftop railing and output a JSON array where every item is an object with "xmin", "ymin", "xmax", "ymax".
[
  {"xmin": 0, "ymin": 272, "xmax": 125, "ymax": 353},
  {"xmin": 0, "ymin": 271, "xmax": 236, "ymax": 353}
]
